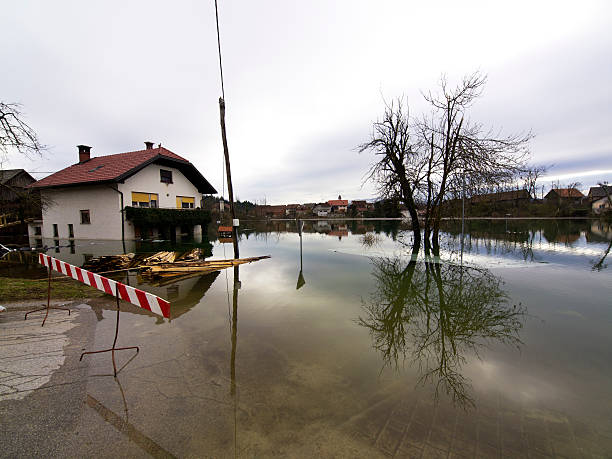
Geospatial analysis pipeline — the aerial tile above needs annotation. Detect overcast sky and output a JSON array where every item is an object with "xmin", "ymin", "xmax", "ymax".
[{"xmin": 2, "ymin": 0, "xmax": 611, "ymax": 203}]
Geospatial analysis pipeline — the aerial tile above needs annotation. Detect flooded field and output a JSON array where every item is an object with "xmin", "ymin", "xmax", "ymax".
[{"xmin": 1, "ymin": 218, "xmax": 611, "ymax": 457}]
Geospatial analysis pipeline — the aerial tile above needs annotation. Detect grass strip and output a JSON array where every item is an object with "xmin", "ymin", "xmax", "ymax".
[{"xmin": 0, "ymin": 276, "xmax": 107, "ymax": 301}]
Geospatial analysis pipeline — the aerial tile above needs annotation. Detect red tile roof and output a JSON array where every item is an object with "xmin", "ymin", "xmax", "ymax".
[
  {"xmin": 327, "ymin": 200, "xmax": 349, "ymax": 206},
  {"xmin": 550, "ymin": 188, "xmax": 584, "ymax": 198},
  {"xmin": 31, "ymin": 147, "xmax": 191, "ymax": 189}
]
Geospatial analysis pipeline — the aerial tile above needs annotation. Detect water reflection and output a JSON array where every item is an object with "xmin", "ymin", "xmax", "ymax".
[
  {"xmin": 230, "ymin": 265, "xmax": 240, "ymax": 457},
  {"xmin": 233, "ymin": 218, "xmax": 612, "ymax": 271},
  {"xmin": 360, "ymin": 242, "xmax": 526, "ymax": 408},
  {"xmin": 86, "ymin": 380, "xmax": 175, "ymax": 457},
  {"xmin": 296, "ymin": 221, "xmax": 305, "ymax": 290},
  {"xmin": 12, "ymin": 218, "xmax": 610, "ymax": 279},
  {"xmin": 592, "ymin": 239, "xmax": 611, "ymax": 271},
  {"xmin": 82, "ymin": 271, "xmax": 221, "ymax": 324}
]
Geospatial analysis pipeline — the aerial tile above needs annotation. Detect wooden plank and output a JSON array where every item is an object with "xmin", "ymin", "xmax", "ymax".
[{"xmin": 143, "ymin": 255, "xmax": 270, "ymax": 275}]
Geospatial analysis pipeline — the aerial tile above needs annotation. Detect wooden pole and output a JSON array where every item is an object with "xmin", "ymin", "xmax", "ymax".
[{"xmin": 219, "ymin": 97, "xmax": 240, "ymax": 259}]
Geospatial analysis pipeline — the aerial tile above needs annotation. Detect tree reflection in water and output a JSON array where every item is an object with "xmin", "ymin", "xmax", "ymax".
[
  {"xmin": 592, "ymin": 239, "xmax": 612, "ymax": 271},
  {"xmin": 359, "ymin": 241, "xmax": 526, "ymax": 408}
]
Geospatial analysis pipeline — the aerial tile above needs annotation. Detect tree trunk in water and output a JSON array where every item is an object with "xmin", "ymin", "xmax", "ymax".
[
  {"xmin": 432, "ymin": 220, "xmax": 441, "ymax": 255},
  {"xmin": 408, "ymin": 207, "xmax": 421, "ymax": 250}
]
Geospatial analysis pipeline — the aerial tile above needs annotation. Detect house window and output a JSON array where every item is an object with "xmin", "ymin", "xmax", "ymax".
[
  {"xmin": 68, "ymin": 224, "xmax": 74, "ymax": 238},
  {"xmin": 53, "ymin": 224, "xmax": 58, "ymax": 237},
  {"xmin": 176, "ymin": 196, "xmax": 195, "ymax": 209},
  {"xmin": 131, "ymin": 192, "xmax": 159, "ymax": 208},
  {"xmin": 80, "ymin": 210, "xmax": 91, "ymax": 224},
  {"xmin": 160, "ymin": 169, "xmax": 173, "ymax": 184},
  {"xmin": 34, "ymin": 226, "xmax": 42, "ymax": 236}
]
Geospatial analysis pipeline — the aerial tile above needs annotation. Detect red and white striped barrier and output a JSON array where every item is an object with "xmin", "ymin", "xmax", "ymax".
[{"xmin": 38, "ymin": 253, "xmax": 171, "ymax": 319}]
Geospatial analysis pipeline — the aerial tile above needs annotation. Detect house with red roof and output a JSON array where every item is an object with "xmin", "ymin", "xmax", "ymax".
[
  {"xmin": 544, "ymin": 188, "xmax": 584, "ymax": 203},
  {"xmin": 30, "ymin": 142, "xmax": 216, "ymax": 241},
  {"xmin": 327, "ymin": 195, "xmax": 348, "ymax": 213}
]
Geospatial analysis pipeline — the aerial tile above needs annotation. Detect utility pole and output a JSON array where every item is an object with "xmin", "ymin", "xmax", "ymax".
[
  {"xmin": 219, "ymin": 97, "xmax": 239, "ymax": 259},
  {"xmin": 214, "ymin": 0, "xmax": 239, "ymax": 259},
  {"xmin": 461, "ymin": 170, "xmax": 465, "ymax": 265}
]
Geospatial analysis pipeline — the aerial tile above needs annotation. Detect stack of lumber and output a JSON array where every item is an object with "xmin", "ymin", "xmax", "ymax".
[
  {"xmin": 176, "ymin": 248, "xmax": 202, "ymax": 261},
  {"xmin": 139, "ymin": 248, "xmax": 203, "ymax": 266},
  {"xmin": 81, "ymin": 249, "xmax": 270, "ymax": 284},
  {"xmin": 141, "ymin": 255, "xmax": 271, "ymax": 278},
  {"xmin": 82, "ymin": 253, "xmax": 139, "ymax": 272},
  {"xmin": 140, "ymin": 251, "xmax": 177, "ymax": 265},
  {"xmin": 83, "ymin": 249, "xmax": 204, "ymax": 273}
]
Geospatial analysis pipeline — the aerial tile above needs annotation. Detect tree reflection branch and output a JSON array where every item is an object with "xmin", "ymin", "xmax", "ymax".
[
  {"xmin": 359, "ymin": 240, "xmax": 526, "ymax": 408},
  {"xmin": 592, "ymin": 239, "xmax": 612, "ymax": 271}
]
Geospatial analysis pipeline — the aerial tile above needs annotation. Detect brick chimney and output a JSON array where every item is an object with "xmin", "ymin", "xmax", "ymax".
[
  {"xmin": 78, "ymin": 145, "xmax": 91, "ymax": 163},
  {"xmin": 144, "ymin": 141, "xmax": 154, "ymax": 150}
]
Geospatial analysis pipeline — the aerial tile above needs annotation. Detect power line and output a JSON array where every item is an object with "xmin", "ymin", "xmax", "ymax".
[
  {"xmin": 215, "ymin": 0, "xmax": 226, "ymax": 199},
  {"xmin": 214, "ymin": 0, "xmax": 225, "ymax": 100}
]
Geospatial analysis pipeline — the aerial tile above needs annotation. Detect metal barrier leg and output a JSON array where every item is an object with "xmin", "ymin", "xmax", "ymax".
[
  {"xmin": 80, "ymin": 283, "xmax": 139, "ymax": 377},
  {"xmin": 24, "ymin": 266, "xmax": 71, "ymax": 326}
]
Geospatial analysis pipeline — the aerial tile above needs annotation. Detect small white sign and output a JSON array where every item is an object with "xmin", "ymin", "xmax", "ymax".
[{"xmin": 233, "ymin": 219, "xmax": 240, "ymax": 227}]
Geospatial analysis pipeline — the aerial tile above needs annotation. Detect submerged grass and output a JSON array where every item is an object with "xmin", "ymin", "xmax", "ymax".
[{"xmin": 0, "ymin": 276, "xmax": 106, "ymax": 301}]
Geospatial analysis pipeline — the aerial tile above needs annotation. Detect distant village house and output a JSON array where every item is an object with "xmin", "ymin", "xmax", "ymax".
[
  {"xmin": 255, "ymin": 204, "xmax": 287, "ymax": 218},
  {"xmin": 0, "ymin": 169, "xmax": 36, "ymax": 206},
  {"xmin": 588, "ymin": 185, "xmax": 612, "ymax": 214},
  {"xmin": 544, "ymin": 188, "xmax": 584, "ymax": 203},
  {"xmin": 285, "ymin": 204, "xmax": 300, "ymax": 217},
  {"xmin": 313, "ymin": 203, "xmax": 332, "ymax": 217},
  {"xmin": 327, "ymin": 196, "xmax": 348, "ymax": 213},
  {"xmin": 0, "ymin": 169, "xmax": 40, "ymax": 227},
  {"xmin": 350, "ymin": 200, "xmax": 369, "ymax": 215}
]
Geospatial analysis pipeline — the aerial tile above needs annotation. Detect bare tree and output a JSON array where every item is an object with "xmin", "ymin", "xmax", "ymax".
[
  {"xmin": 565, "ymin": 181, "xmax": 580, "ymax": 189},
  {"xmin": 360, "ymin": 72, "xmax": 533, "ymax": 251},
  {"xmin": 0, "ymin": 102, "xmax": 45, "ymax": 160},
  {"xmin": 415, "ymin": 73, "xmax": 532, "ymax": 249},
  {"xmin": 520, "ymin": 165, "xmax": 548, "ymax": 198},
  {"xmin": 359, "ymin": 98, "xmax": 425, "ymax": 245}
]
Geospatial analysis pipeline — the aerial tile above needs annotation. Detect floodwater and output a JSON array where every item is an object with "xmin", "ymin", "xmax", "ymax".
[{"xmin": 2, "ymin": 219, "xmax": 612, "ymax": 457}]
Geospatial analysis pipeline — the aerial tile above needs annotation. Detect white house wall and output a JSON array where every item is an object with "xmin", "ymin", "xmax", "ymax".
[
  {"xmin": 592, "ymin": 197, "xmax": 611, "ymax": 214},
  {"xmin": 118, "ymin": 163, "xmax": 203, "ymax": 240},
  {"xmin": 41, "ymin": 185, "xmax": 121, "ymax": 239},
  {"xmin": 118, "ymin": 164, "xmax": 201, "ymax": 209}
]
